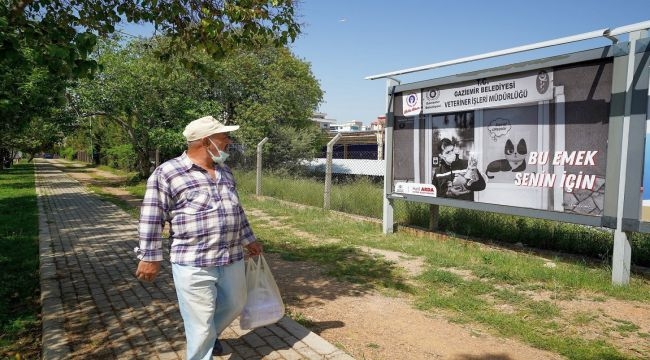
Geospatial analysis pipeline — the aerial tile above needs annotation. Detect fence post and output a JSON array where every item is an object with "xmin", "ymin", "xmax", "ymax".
[
  {"xmin": 256, "ymin": 137, "xmax": 269, "ymax": 196},
  {"xmin": 376, "ymin": 128, "xmax": 384, "ymax": 160},
  {"xmin": 324, "ymin": 133, "xmax": 342, "ymax": 210}
]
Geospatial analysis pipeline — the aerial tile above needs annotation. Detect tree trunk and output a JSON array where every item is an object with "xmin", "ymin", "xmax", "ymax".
[{"xmin": 135, "ymin": 147, "xmax": 152, "ymax": 180}]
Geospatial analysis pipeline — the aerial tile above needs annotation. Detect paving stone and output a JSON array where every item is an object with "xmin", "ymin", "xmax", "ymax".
[
  {"xmin": 253, "ymin": 346, "xmax": 281, "ymax": 359},
  {"xmin": 242, "ymin": 332, "xmax": 267, "ymax": 348},
  {"xmin": 299, "ymin": 332, "xmax": 341, "ymax": 356},
  {"xmin": 294, "ymin": 345, "xmax": 325, "ymax": 360},
  {"xmin": 232, "ymin": 344, "xmax": 259, "ymax": 358}
]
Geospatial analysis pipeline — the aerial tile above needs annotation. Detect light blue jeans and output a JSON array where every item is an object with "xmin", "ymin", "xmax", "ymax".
[{"xmin": 172, "ymin": 260, "xmax": 246, "ymax": 360}]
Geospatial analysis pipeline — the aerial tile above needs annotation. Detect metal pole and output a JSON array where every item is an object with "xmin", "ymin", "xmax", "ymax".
[
  {"xmin": 256, "ymin": 137, "xmax": 268, "ymax": 196},
  {"xmin": 89, "ymin": 117, "xmax": 93, "ymax": 164},
  {"xmin": 383, "ymin": 78, "xmax": 399, "ymax": 234},
  {"xmin": 324, "ymin": 133, "xmax": 342, "ymax": 210},
  {"xmin": 612, "ymin": 30, "xmax": 644, "ymax": 285}
]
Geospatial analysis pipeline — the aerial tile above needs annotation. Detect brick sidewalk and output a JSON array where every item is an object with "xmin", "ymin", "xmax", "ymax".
[{"xmin": 36, "ymin": 159, "xmax": 354, "ymax": 360}]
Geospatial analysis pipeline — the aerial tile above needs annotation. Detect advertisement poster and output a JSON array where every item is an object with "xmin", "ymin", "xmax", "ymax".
[{"xmin": 392, "ymin": 60, "xmax": 612, "ymax": 216}]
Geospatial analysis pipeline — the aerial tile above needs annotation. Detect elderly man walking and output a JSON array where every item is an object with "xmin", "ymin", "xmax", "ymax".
[{"xmin": 135, "ymin": 115, "xmax": 262, "ymax": 359}]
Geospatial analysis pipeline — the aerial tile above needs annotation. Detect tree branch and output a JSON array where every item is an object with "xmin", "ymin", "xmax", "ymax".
[{"xmin": 11, "ymin": 0, "xmax": 34, "ymax": 17}]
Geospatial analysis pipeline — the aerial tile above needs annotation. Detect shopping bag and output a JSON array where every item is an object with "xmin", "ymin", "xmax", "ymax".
[{"xmin": 239, "ymin": 254, "xmax": 285, "ymax": 329}]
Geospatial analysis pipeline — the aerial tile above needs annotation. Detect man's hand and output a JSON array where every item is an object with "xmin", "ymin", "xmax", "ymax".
[
  {"xmin": 245, "ymin": 242, "xmax": 263, "ymax": 257},
  {"xmin": 136, "ymin": 260, "xmax": 161, "ymax": 282}
]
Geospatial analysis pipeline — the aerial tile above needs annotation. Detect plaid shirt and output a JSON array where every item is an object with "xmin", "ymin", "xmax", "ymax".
[{"xmin": 137, "ymin": 152, "xmax": 257, "ymax": 267}]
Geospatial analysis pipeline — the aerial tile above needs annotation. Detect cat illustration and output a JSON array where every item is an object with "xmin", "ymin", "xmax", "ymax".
[{"xmin": 485, "ymin": 138, "xmax": 527, "ymax": 179}]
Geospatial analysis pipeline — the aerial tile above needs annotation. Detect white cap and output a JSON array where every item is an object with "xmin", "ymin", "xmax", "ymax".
[{"xmin": 182, "ymin": 116, "xmax": 239, "ymax": 141}]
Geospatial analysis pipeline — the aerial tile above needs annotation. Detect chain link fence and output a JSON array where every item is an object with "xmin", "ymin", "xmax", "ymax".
[{"xmin": 228, "ymin": 137, "xmax": 418, "ymax": 226}]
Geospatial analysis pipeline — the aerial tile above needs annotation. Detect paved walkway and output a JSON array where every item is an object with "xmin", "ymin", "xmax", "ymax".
[{"xmin": 36, "ymin": 159, "xmax": 354, "ymax": 360}]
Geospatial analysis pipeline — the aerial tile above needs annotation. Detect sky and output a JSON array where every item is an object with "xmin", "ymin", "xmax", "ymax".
[{"xmin": 287, "ymin": 0, "xmax": 649, "ymax": 125}]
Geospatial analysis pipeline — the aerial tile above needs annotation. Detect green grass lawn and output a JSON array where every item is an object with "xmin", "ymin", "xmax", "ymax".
[{"xmin": 0, "ymin": 163, "xmax": 40, "ymax": 359}]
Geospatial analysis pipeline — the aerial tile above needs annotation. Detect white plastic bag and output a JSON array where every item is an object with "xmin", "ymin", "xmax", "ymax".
[{"xmin": 239, "ymin": 255, "xmax": 285, "ymax": 329}]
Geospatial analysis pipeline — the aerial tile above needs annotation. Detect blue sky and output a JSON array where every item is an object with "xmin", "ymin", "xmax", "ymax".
[{"xmin": 288, "ymin": 1, "xmax": 649, "ymax": 124}]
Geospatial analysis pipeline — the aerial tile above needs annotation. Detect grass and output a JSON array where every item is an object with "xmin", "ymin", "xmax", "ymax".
[
  {"xmin": 30, "ymin": 159, "xmax": 650, "ymax": 359},
  {"xmin": 87, "ymin": 185, "xmax": 140, "ymax": 218},
  {"xmin": 285, "ymin": 310, "xmax": 314, "ymax": 328},
  {"xmin": 0, "ymin": 163, "xmax": 40, "ymax": 359},
  {"xmin": 235, "ymin": 169, "xmax": 383, "ymax": 216}
]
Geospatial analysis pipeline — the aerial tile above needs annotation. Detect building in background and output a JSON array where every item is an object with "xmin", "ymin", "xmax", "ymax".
[
  {"xmin": 329, "ymin": 120, "xmax": 364, "ymax": 132},
  {"xmin": 311, "ymin": 114, "xmax": 386, "ymax": 160},
  {"xmin": 370, "ymin": 116, "xmax": 386, "ymax": 131},
  {"xmin": 310, "ymin": 112, "xmax": 337, "ymax": 131}
]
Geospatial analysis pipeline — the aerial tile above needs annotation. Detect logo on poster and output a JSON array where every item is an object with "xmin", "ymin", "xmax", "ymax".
[
  {"xmin": 423, "ymin": 87, "xmax": 442, "ymax": 111},
  {"xmin": 536, "ymin": 70, "xmax": 550, "ymax": 94},
  {"xmin": 403, "ymin": 91, "xmax": 422, "ymax": 116},
  {"xmin": 394, "ymin": 182, "xmax": 437, "ymax": 197},
  {"xmin": 425, "ymin": 88, "xmax": 440, "ymax": 101},
  {"xmin": 406, "ymin": 93, "xmax": 418, "ymax": 106}
]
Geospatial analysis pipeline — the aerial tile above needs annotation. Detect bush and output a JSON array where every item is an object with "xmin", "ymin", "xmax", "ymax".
[
  {"xmin": 104, "ymin": 144, "xmax": 136, "ymax": 171},
  {"xmin": 59, "ymin": 147, "xmax": 76, "ymax": 160},
  {"xmin": 630, "ymin": 233, "xmax": 650, "ymax": 267}
]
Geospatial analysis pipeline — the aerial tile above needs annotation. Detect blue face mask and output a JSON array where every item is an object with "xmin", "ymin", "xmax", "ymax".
[{"xmin": 207, "ymin": 138, "xmax": 230, "ymax": 164}]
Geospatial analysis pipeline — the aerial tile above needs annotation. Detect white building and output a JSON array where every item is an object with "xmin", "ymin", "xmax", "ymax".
[
  {"xmin": 311, "ymin": 112, "xmax": 336, "ymax": 131},
  {"xmin": 311, "ymin": 113, "xmax": 381, "ymax": 133},
  {"xmin": 370, "ymin": 116, "xmax": 386, "ymax": 131},
  {"xmin": 329, "ymin": 120, "xmax": 364, "ymax": 132}
]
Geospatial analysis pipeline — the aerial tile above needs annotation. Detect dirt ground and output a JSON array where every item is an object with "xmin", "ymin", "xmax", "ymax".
[
  {"xmin": 51, "ymin": 159, "xmax": 650, "ymax": 360},
  {"xmin": 266, "ymin": 250, "xmax": 565, "ymax": 360}
]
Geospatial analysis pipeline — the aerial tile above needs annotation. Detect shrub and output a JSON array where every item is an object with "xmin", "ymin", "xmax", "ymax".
[
  {"xmin": 630, "ymin": 233, "xmax": 650, "ymax": 267},
  {"xmin": 104, "ymin": 144, "xmax": 136, "ymax": 171},
  {"xmin": 58, "ymin": 147, "xmax": 76, "ymax": 160}
]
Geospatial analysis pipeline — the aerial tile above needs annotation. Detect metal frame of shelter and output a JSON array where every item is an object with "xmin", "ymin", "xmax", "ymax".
[{"xmin": 367, "ymin": 21, "xmax": 650, "ymax": 285}]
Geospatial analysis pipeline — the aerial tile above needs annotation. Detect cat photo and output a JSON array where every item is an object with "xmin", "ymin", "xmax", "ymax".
[{"xmin": 485, "ymin": 138, "xmax": 528, "ymax": 179}]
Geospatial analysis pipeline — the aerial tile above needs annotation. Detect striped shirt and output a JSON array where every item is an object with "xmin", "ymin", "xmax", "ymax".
[{"xmin": 137, "ymin": 152, "xmax": 257, "ymax": 267}]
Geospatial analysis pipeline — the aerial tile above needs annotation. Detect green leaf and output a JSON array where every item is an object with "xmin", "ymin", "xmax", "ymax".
[{"xmin": 46, "ymin": 44, "xmax": 70, "ymax": 59}]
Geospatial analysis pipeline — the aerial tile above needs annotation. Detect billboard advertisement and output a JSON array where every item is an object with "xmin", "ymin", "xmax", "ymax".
[{"xmin": 392, "ymin": 58, "xmax": 612, "ymax": 217}]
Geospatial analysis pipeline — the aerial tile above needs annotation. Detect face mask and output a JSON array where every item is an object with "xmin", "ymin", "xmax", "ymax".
[{"xmin": 207, "ymin": 138, "xmax": 230, "ymax": 164}]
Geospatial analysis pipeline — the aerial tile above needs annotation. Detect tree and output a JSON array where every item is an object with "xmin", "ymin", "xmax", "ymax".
[
  {"xmin": 204, "ymin": 45, "xmax": 324, "ymax": 169},
  {"xmin": 1, "ymin": 0, "xmax": 302, "ymax": 158},
  {"xmin": 72, "ymin": 38, "xmax": 217, "ymax": 178},
  {"xmin": 2, "ymin": 0, "xmax": 300, "ymax": 78},
  {"xmin": 73, "ymin": 37, "xmax": 323, "ymax": 177},
  {"xmin": 10, "ymin": 114, "xmax": 73, "ymax": 160},
  {"xmin": 0, "ymin": 43, "xmax": 73, "ymax": 166}
]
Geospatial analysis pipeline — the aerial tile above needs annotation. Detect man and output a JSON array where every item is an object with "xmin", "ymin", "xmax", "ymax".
[
  {"xmin": 135, "ymin": 115, "xmax": 262, "ymax": 359},
  {"xmin": 432, "ymin": 137, "xmax": 486, "ymax": 201}
]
